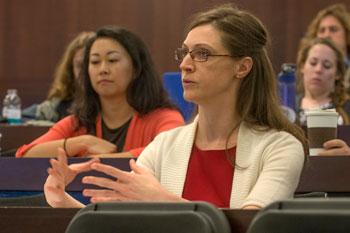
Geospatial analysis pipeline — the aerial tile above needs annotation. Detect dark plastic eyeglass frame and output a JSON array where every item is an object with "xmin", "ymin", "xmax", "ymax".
[{"xmin": 174, "ymin": 48, "xmax": 232, "ymax": 62}]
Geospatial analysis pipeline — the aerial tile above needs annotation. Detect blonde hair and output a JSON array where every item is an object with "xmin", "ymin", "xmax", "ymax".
[
  {"xmin": 304, "ymin": 3, "xmax": 350, "ymax": 56},
  {"xmin": 47, "ymin": 31, "xmax": 95, "ymax": 100},
  {"xmin": 297, "ymin": 37, "xmax": 349, "ymax": 124}
]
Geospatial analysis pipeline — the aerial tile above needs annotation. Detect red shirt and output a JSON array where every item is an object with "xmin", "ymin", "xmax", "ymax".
[
  {"xmin": 16, "ymin": 109, "xmax": 184, "ymax": 157},
  {"xmin": 182, "ymin": 145, "xmax": 236, "ymax": 208}
]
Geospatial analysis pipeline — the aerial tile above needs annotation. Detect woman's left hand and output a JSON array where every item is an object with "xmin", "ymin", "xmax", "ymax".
[
  {"xmin": 82, "ymin": 159, "xmax": 182, "ymax": 203},
  {"xmin": 318, "ymin": 139, "xmax": 350, "ymax": 156}
]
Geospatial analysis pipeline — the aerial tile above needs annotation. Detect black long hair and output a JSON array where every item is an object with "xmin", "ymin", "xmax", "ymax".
[{"xmin": 72, "ymin": 26, "xmax": 175, "ymax": 133}]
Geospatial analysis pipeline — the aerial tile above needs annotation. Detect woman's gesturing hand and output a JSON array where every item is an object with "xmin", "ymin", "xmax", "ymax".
[
  {"xmin": 44, "ymin": 148, "xmax": 99, "ymax": 207},
  {"xmin": 82, "ymin": 159, "xmax": 183, "ymax": 203}
]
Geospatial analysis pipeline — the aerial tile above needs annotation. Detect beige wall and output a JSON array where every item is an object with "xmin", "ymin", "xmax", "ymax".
[{"xmin": 1, "ymin": 0, "xmax": 350, "ymax": 106}]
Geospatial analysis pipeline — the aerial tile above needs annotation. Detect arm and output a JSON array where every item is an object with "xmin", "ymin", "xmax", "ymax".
[
  {"xmin": 16, "ymin": 116, "xmax": 78, "ymax": 157},
  {"xmin": 318, "ymin": 139, "xmax": 350, "ymax": 156},
  {"xmin": 242, "ymin": 132, "xmax": 305, "ymax": 208},
  {"xmin": 44, "ymin": 148, "xmax": 99, "ymax": 208},
  {"xmin": 91, "ymin": 151, "xmax": 134, "ymax": 158},
  {"xmin": 24, "ymin": 135, "xmax": 117, "ymax": 157}
]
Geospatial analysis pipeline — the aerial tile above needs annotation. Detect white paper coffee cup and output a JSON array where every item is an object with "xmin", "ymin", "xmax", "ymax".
[{"xmin": 306, "ymin": 109, "xmax": 338, "ymax": 156}]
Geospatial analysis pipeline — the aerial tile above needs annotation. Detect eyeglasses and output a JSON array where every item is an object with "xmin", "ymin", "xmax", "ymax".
[{"xmin": 174, "ymin": 47, "xmax": 232, "ymax": 62}]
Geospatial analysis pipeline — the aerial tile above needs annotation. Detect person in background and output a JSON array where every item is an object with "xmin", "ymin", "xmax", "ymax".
[
  {"xmin": 23, "ymin": 31, "xmax": 95, "ymax": 122},
  {"xmin": 16, "ymin": 26, "xmax": 184, "ymax": 158},
  {"xmin": 296, "ymin": 37, "xmax": 350, "ymax": 125},
  {"xmin": 43, "ymin": 4, "xmax": 307, "ymax": 209},
  {"xmin": 297, "ymin": 37, "xmax": 350, "ymax": 156},
  {"xmin": 303, "ymin": 3, "xmax": 350, "ymax": 90}
]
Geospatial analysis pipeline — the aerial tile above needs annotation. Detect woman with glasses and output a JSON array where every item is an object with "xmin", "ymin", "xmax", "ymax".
[
  {"xmin": 16, "ymin": 26, "xmax": 184, "ymax": 158},
  {"xmin": 44, "ymin": 4, "xmax": 307, "ymax": 209}
]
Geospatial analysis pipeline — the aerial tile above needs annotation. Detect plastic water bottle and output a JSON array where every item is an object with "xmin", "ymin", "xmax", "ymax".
[
  {"xmin": 278, "ymin": 63, "xmax": 296, "ymax": 122},
  {"xmin": 2, "ymin": 89, "xmax": 22, "ymax": 124}
]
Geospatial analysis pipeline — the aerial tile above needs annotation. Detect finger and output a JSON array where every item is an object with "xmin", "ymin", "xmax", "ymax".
[
  {"xmin": 318, "ymin": 148, "xmax": 346, "ymax": 156},
  {"xmin": 83, "ymin": 189, "xmax": 118, "ymax": 198},
  {"xmin": 90, "ymin": 196, "xmax": 127, "ymax": 203},
  {"xmin": 89, "ymin": 190, "xmax": 129, "ymax": 203},
  {"xmin": 130, "ymin": 159, "xmax": 153, "ymax": 175},
  {"xmin": 47, "ymin": 168, "xmax": 66, "ymax": 185},
  {"xmin": 129, "ymin": 159, "xmax": 143, "ymax": 174},
  {"xmin": 82, "ymin": 176, "xmax": 120, "ymax": 191},
  {"xmin": 57, "ymin": 148, "xmax": 68, "ymax": 164},
  {"xmin": 47, "ymin": 167, "xmax": 63, "ymax": 182},
  {"xmin": 70, "ymin": 158, "xmax": 100, "ymax": 172},
  {"xmin": 50, "ymin": 159, "xmax": 66, "ymax": 179},
  {"xmin": 323, "ymin": 139, "xmax": 346, "ymax": 149},
  {"xmin": 90, "ymin": 163, "xmax": 131, "ymax": 182}
]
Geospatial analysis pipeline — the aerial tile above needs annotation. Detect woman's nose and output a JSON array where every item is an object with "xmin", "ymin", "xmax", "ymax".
[
  {"xmin": 315, "ymin": 63, "xmax": 323, "ymax": 72},
  {"xmin": 179, "ymin": 54, "xmax": 194, "ymax": 73},
  {"xmin": 99, "ymin": 61, "xmax": 110, "ymax": 74}
]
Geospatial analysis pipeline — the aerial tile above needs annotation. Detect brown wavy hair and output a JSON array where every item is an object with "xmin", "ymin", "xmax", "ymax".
[
  {"xmin": 297, "ymin": 37, "xmax": 349, "ymax": 124},
  {"xmin": 47, "ymin": 31, "xmax": 95, "ymax": 101},
  {"xmin": 304, "ymin": 3, "xmax": 350, "ymax": 57},
  {"xmin": 187, "ymin": 4, "xmax": 308, "ymax": 154}
]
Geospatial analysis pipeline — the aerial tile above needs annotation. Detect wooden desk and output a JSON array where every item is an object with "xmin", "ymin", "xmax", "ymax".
[
  {"xmin": 0, "ymin": 124, "xmax": 50, "ymax": 156},
  {"xmin": 296, "ymin": 156, "xmax": 350, "ymax": 194},
  {"xmin": 2, "ymin": 155, "xmax": 350, "ymax": 195},
  {"xmin": 0, "ymin": 157, "xmax": 131, "ymax": 191},
  {"xmin": 0, "ymin": 207, "xmax": 258, "ymax": 233},
  {"xmin": 0, "ymin": 207, "xmax": 79, "ymax": 233}
]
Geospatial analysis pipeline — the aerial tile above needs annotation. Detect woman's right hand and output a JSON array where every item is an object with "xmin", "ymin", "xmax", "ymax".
[
  {"xmin": 44, "ymin": 148, "xmax": 99, "ymax": 207},
  {"xmin": 319, "ymin": 139, "xmax": 350, "ymax": 156},
  {"xmin": 67, "ymin": 135, "xmax": 117, "ymax": 156}
]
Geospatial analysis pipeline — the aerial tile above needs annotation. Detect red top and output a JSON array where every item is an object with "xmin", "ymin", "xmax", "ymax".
[
  {"xmin": 182, "ymin": 145, "xmax": 236, "ymax": 208},
  {"xmin": 16, "ymin": 108, "xmax": 184, "ymax": 157}
]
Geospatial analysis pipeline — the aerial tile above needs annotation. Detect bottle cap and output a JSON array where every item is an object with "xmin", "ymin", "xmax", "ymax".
[{"xmin": 281, "ymin": 63, "xmax": 296, "ymax": 73}]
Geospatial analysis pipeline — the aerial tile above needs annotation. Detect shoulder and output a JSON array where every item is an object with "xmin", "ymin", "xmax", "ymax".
[
  {"xmin": 140, "ymin": 108, "xmax": 183, "ymax": 120},
  {"xmin": 237, "ymin": 122, "xmax": 304, "ymax": 166},
  {"xmin": 51, "ymin": 115, "xmax": 79, "ymax": 130},
  {"xmin": 241, "ymin": 122, "xmax": 301, "ymax": 144},
  {"xmin": 133, "ymin": 108, "xmax": 184, "ymax": 129}
]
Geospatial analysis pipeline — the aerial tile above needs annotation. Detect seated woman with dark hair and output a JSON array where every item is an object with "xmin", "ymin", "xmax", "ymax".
[{"xmin": 16, "ymin": 26, "xmax": 184, "ymax": 158}]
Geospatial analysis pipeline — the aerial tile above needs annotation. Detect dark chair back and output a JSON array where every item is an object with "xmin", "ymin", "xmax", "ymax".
[
  {"xmin": 247, "ymin": 199, "xmax": 350, "ymax": 233},
  {"xmin": 65, "ymin": 201, "xmax": 231, "ymax": 233},
  {"xmin": 0, "ymin": 193, "xmax": 48, "ymax": 207}
]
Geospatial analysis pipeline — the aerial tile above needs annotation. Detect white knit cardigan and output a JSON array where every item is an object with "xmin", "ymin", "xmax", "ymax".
[{"xmin": 137, "ymin": 118, "xmax": 305, "ymax": 208}]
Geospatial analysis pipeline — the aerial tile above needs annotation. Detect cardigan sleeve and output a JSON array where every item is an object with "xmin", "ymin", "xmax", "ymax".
[
  {"xmin": 15, "ymin": 115, "xmax": 82, "ymax": 157},
  {"xmin": 241, "ymin": 132, "xmax": 305, "ymax": 208}
]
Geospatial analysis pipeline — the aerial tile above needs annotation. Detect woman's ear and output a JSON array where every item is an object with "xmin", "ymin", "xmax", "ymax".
[{"xmin": 235, "ymin": 56, "xmax": 253, "ymax": 79}]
